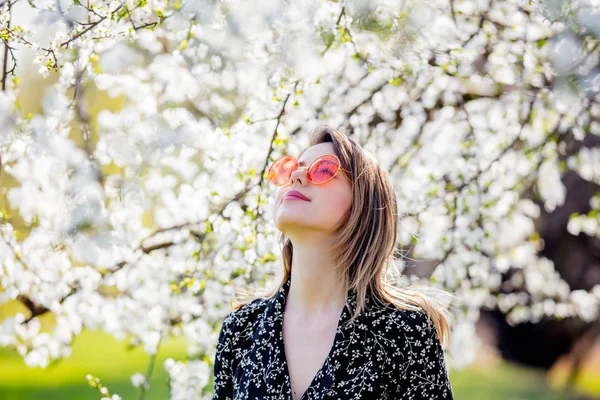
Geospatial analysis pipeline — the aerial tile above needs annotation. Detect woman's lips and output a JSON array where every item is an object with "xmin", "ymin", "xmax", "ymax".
[
  {"xmin": 284, "ymin": 190, "xmax": 310, "ymax": 201},
  {"xmin": 284, "ymin": 194, "xmax": 309, "ymax": 201}
]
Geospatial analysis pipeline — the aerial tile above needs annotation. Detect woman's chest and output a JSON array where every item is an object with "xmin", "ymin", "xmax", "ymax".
[
  {"xmin": 283, "ymin": 317, "xmax": 340, "ymax": 400},
  {"xmin": 232, "ymin": 325, "xmax": 394, "ymax": 399}
]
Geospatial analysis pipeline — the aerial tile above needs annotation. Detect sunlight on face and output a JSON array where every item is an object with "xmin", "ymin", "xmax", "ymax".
[{"xmin": 272, "ymin": 142, "xmax": 353, "ymax": 240}]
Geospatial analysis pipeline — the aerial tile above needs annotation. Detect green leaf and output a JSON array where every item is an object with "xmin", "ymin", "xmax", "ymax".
[
  {"xmin": 320, "ymin": 30, "xmax": 335, "ymax": 48},
  {"xmin": 338, "ymin": 27, "xmax": 351, "ymax": 43},
  {"xmin": 389, "ymin": 76, "xmax": 402, "ymax": 86},
  {"xmin": 116, "ymin": 7, "xmax": 129, "ymax": 20}
]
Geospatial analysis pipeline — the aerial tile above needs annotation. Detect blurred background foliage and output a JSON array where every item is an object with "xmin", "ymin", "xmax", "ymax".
[{"xmin": 2, "ymin": 0, "xmax": 600, "ymax": 398}]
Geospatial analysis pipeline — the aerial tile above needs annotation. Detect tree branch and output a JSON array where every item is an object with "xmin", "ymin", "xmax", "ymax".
[{"xmin": 1, "ymin": 0, "xmax": 12, "ymax": 91}]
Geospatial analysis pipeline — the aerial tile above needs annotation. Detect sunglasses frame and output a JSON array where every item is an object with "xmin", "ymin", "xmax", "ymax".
[{"xmin": 267, "ymin": 154, "xmax": 352, "ymax": 186}]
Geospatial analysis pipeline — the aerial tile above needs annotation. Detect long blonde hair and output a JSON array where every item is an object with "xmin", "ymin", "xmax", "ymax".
[{"xmin": 231, "ymin": 125, "xmax": 453, "ymax": 347}]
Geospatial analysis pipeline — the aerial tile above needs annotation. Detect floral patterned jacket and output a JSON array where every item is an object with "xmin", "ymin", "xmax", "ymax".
[{"xmin": 212, "ymin": 277, "xmax": 454, "ymax": 400}]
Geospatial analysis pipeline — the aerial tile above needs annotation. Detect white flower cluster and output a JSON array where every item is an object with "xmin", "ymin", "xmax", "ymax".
[{"xmin": 164, "ymin": 358, "xmax": 211, "ymax": 400}]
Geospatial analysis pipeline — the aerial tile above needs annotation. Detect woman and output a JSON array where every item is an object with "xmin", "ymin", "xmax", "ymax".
[{"xmin": 212, "ymin": 126, "xmax": 454, "ymax": 399}]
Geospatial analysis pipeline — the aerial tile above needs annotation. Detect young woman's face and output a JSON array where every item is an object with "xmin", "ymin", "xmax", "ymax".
[{"xmin": 272, "ymin": 142, "xmax": 353, "ymax": 238}]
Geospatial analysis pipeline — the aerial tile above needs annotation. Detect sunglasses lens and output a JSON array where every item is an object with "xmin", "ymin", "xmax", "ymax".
[
  {"xmin": 268, "ymin": 156, "xmax": 297, "ymax": 185},
  {"xmin": 308, "ymin": 155, "xmax": 339, "ymax": 184}
]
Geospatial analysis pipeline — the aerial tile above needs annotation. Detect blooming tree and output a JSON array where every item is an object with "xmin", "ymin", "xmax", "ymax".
[{"xmin": 1, "ymin": 0, "xmax": 600, "ymax": 397}]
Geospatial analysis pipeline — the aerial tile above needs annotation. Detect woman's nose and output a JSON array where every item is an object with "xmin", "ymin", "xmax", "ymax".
[{"xmin": 289, "ymin": 167, "xmax": 308, "ymax": 185}]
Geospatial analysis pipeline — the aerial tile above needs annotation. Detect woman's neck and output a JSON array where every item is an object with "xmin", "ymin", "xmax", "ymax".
[{"xmin": 285, "ymin": 241, "xmax": 347, "ymax": 320}]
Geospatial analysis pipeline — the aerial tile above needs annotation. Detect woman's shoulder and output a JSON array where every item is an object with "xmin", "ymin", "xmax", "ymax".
[
  {"xmin": 365, "ymin": 302, "xmax": 448, "ymax": 366},
  {"xmin": 364, "ymin": 299, "xmax": 436, "ymax": 340},
  {"xmin": 366, "ymin": 303, "xmax": 453, "ymax": 398},
  {"xmin": 220, "ymin": 296, "xmax": 271, "ymax": 335}
]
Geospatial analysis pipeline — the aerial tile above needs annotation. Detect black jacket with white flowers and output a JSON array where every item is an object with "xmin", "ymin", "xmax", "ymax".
[{"xmin": 212, "ymin": 276, "xmax": 454, "ymax": 399}]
